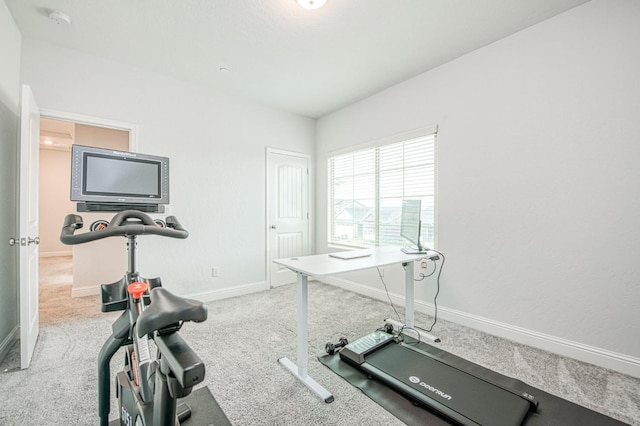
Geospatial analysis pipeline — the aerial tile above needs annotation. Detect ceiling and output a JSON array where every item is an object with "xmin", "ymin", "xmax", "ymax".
[{"xmin": 6, "ymin": 0, "xmax": 590, "ymax": 119}]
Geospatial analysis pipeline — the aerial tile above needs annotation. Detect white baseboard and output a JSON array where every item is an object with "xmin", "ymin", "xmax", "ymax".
[
  {"xmin": 187, "ymin": 281, "xmax": 269, "ymax": 303},
  {"xmin": 323, "ymin": 276, "xmax": 640, "ymax": 379},
  {"xmin": 0, "ymin": 326, "xmax": 19, "ymax": 364},
  {"xmin": 71, "ymin": 285, "xmax": 100, "ymax": 298},
  {"xmin": 40, "ymin": 250, "xmax": 72, "ymax": 258},
  {"xmin": 432, "ymin": 303, "xmax": 640, "ymax": 378}
]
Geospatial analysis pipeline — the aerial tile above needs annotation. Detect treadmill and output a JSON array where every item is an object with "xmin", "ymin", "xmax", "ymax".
[{"xmin": 339, "ymin": 330, "xmax": 538, "ymax": 426}]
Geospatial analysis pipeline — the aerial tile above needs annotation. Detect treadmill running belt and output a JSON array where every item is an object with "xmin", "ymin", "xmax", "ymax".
[{"xmin": 364, "ymin": 343, "xmax": 531, "ymax": 426}]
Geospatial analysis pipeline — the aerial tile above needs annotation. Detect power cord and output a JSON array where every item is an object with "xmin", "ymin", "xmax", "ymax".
[
  {"xmin": 377, "ymin": 266, "xmax": 402, "ymax": 324},
  {"xmin": 415, "ymin": 259, "xmax": 437, "ymax": 280},
  {"xmin": 374, "ymin": 322, "xmax": 422, "ymax": 345},
  {"xmin": 377, "ymin": 249, "xmax": 445, "ymax": 336},
  {"xmin": 398, "ymin": 325, "xmax": 422, "ymax": 345},
  {"xmin": 399, "ymin": 250, "xmax": 445, "ymax": 333},
  {"xmin": 423, "ymin": 249, "xmax": 445, "ymax": 332}
]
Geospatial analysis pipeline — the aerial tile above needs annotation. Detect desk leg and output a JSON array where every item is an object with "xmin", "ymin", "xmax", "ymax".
[
  {"xmin": 397, "ymin": 261, "xmax": 440, "ymax": 343},
  {"xmin": 278, "ymin": 272, "xmax": 334, "ymax": 403},
  {"xmin": 405, "ymin": 262, "xmax": 415, "ymax": 328}
]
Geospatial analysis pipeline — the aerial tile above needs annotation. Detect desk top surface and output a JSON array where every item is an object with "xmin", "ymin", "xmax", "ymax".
[{"xmin": 273, "ymin": 246, "xmax": 435, "ymax": 276}]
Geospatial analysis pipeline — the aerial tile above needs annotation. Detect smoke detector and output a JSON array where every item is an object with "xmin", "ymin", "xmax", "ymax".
[{"xmin": 49, "ymin": 10, "xmax": 71, "ymax": 25}]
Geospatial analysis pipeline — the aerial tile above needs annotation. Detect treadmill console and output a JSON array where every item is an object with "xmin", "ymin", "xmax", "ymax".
[{"xmin": 339, "ymin": 331, "xmax": 396, "ymax": 365}]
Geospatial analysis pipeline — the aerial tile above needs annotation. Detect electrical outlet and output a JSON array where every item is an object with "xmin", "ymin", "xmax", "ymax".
[
  {"xmin": 212, "ymin": 267, "xmax": 219, "ymax": 277},
  {"xmin": 421, "ymin": 260, "xmax": 428, "ymax": 269}
]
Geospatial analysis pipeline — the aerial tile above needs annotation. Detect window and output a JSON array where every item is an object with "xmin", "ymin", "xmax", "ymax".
[{"xmin": 328, "ymin": 128, "xmax": 437, "ymax": 249}]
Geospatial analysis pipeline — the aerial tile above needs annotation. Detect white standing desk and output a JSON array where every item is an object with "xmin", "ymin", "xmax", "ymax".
[{"xmin": 273, "ymin": 246, "xmax": 437, "ymax": 403}]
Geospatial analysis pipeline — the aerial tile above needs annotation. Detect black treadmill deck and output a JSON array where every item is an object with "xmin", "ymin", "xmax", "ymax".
[{"xmin": 340, "ymin": 333, "xmax": 535, "ymax": 426}]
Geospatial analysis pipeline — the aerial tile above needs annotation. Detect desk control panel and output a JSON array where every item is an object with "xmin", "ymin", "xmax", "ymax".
[{"xmin": 339, "ymin": 331, "xmax": 396, "ymax": 365}]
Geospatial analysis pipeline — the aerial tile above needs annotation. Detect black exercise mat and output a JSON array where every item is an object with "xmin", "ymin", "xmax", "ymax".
[
  {"xmin": 184, "ymin": 386, "xmax": 232, "ymax": 425},
  {"xmin": 107, "ymin": 386, "xmax": 230, "ymax": 425},
  {"xmin": 319, "ymin": 337, "xmax": 628, "ymax": 426}
]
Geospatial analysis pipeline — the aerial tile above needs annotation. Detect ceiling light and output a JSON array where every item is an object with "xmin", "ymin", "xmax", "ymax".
[
  {"xmin": 297, "ymin": 0, "xmax": 327, "ymax": 10},
  {"xmin": 49, "ymin": 10, "xmax": 71, "ymax": 25}
]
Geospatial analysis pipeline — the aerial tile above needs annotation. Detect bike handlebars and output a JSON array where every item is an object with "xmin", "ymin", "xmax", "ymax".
[{"xmin": 60, "ymin": 210, "xmax": 188, "ymax": 245}]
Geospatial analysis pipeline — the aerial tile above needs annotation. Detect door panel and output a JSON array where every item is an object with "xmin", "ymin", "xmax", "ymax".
[
  {"xmin": 19, "ymin": 85, "xmax": 40, "ymax": 369},
  {"xmin": 267, "ymin": 150, "xmax": 309, "ymax": 287}
]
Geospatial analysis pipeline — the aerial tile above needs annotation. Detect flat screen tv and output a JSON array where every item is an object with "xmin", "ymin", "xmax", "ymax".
[
  {"xmin": 400, "ymin": 199, "xmax": 427, "ymax": 254},
  {"xmin": 70, "ymin": 144, "xmax": 169, "ymax": 212}
]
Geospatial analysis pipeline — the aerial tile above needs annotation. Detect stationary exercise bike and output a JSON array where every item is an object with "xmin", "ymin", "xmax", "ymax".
[{"xmin": 61, "ymin": 210, "xmax": 228, "ymax": 426}]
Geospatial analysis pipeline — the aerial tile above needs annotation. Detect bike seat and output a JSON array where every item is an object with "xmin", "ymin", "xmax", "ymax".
[{"xmin": 136, "ymin": 287, "xmax": 208, "ymax": 337}]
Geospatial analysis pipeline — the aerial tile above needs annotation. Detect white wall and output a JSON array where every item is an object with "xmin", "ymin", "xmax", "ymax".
[
  {"xmin": 0, "ymin": 0, "xmax": 20, "ymax": 111},
  {"xmin": 39, "ymin": 148, "xmax": 74, "ymax": 255},
  {"xmin": 316, "ymin": 0, "xmax": 640, "ymax": 377},
  {"xmin": 0, "ymin": 0, "xmax": 21, "ymax": 361},
  {"xmin": 21, "ymin": 38, "xmax": 316, "ymax": 299}
]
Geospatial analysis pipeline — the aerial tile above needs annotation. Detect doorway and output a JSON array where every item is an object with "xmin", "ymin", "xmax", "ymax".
[
  {"xmin": 38, "ymin": 114, "xmax": 133, "ymax": 324},
  {"xmin": 266, "ymin": 148, "xmax": 311, "ymax": 287}
]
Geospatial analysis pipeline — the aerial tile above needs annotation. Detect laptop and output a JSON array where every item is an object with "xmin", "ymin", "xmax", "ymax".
[{"xmin": 328, "ymin": 251, "xmax": 372, "ymax": 260}]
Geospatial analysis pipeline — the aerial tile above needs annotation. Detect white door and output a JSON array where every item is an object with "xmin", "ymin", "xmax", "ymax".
[
  {"xmin": 267, "ymin": 150, "xmax": 310, "ymax": 287},
  {"xmin": 19, "ymin": 85, "xmax": 40, "ymax": 369}
]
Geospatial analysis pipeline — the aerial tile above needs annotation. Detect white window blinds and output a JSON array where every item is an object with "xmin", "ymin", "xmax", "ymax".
[{"xmin": 328, "ymin": 130, "xmax": 437, "ymax": 248}]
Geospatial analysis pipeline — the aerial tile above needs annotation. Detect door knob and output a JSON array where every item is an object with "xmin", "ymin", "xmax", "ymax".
[
  {"xmin": 8, "ymin": 237, "xmax": 40, "ymax": 246},
  {"xmin": 271, "ymin": 225, "xmax": 277, "ymax": 229}
]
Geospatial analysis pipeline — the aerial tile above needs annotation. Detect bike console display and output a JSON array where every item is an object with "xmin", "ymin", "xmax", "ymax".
[{"xmin": 70, "ymin": 144, "xmax": 170, "ymax": 213}]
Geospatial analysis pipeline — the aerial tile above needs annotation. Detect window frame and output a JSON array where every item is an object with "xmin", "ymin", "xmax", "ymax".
[{"xmin": 327, "ymin": 126, "xmax": 438, "ymax": 250}]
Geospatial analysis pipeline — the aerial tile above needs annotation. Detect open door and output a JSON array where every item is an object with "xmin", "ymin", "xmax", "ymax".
[{"xmin": 19, "ymin": 85, "xmax": 40, "ymax": 369}]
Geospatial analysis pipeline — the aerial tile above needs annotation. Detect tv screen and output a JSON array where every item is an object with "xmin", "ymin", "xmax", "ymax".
[
  {"xmin": 84, "ymin": 155, "xmax": 160, "ymax": 197},
  {"xmin": 70, "ymin": 144, "xmax": 169, "ymax": 211}
]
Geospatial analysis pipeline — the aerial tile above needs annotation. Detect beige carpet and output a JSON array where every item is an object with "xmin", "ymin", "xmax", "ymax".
[
  {"xmin": 39, "ymin": 256, "xmax": 101, "ymax": 326},
  {"xmin": 39, "ymin": 284, "xmax": 101, "ymax": 326},
  {"xmin": 39, "ymin": 255, "xmax": 73, "ymax": 287}
]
